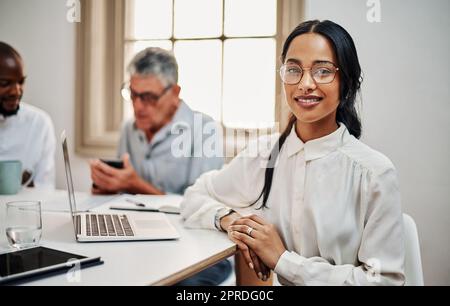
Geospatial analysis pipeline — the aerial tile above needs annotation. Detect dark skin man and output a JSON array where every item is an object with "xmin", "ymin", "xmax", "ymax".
[
  {"xmin": 0, "ymin": 42, "xmax": 33, "ymax": 186},
  {"xmin": 0, "ymin": 42, "xmax": 26, "ymax": 117}
]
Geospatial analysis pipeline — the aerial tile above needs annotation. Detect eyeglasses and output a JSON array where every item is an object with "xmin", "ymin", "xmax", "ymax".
[
  {"xmin": 279, "ymin": 62, "xmax": 339, "ymax": 85},
  {"xmin": 121, "ymin": 83, "xmax": 172, "ymax": 106}
]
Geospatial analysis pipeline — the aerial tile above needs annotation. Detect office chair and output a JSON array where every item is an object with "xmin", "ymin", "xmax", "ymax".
[{"xmin": 403, "ymin": 213, "xmax": 424, "ymax": 286}]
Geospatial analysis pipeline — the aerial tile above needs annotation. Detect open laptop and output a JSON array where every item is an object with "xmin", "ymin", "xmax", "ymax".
[{"xmin": 61, "ymin": 131, "xmax": 180, "ymax": 242}]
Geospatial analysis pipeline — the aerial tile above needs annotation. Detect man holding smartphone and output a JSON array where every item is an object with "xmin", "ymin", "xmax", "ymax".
[
  {"xmin": 90, "ymin": 47, "xmax": 224, "ymax": 196},
  {"xmin": 89, "ymin": 48, "xmax": 229, "ymax": 285}
]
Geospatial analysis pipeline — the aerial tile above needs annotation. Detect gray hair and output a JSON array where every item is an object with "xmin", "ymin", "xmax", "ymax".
[{"xmin": 127, "ymin": 47, "xmax": 178, "ymax": 86}]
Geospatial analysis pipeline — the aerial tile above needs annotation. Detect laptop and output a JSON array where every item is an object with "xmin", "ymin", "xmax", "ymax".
[{"xmin": 61, "ymin": 131, "xmax": 180, "ymax": 242}]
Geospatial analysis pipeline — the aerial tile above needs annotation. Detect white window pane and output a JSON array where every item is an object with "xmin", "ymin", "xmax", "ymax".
[
  {"xmin": 126, "ymin": 0, "xmax": 173, "ymax": 39},
  {"xmin": 224, "ymin": 0, "xmax": 277, "ymax": 37},
  {"xmin": 174, "ymin": 0, "xmax": 223, "ymax": 39},
  {"xmin": 174, "ymin": 40, "xmax": 222, "ymax": 121},
  {"xmin": 123, "ymin": 41, "xmax": 173, "ymax": 120},
  {"xmin": 223, "ymin": 38, "xmax": 276, "ymax": 129}
]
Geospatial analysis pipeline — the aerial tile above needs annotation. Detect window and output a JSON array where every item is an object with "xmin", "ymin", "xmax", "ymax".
[
  {"xmin": 75, "ymin": 0, "xmax": 304, "ymax": 157},
  {"xmin": 124, "ymin": 0, "xmax": 277, "ymax": 129}
]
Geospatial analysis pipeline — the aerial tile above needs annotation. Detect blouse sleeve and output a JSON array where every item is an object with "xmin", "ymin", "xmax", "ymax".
[
  {"xmin": 274, "ymin": 168, "xmax": 405, "ymax": 286},
  {"xmin": 181, "ymin": 135, "xmax": 277, "ymax": 230}
]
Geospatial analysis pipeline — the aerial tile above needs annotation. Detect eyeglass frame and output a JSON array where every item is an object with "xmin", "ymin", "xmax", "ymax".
[
  {"xmin": 279, "ymin": 61, "xmax": 340, "ymax": 85},
  {"xmin": 121, "ymin": 82, "xmax": 173, "ymax": 106}
]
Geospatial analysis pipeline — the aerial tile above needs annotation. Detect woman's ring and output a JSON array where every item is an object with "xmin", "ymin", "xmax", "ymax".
[{"xmin": 247, "ymin": 226, "xmax": 254, "ymax": 237}]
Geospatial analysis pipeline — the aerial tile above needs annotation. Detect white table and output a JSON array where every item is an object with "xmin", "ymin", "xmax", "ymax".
[{"xmin": 0, "ymin": 189, "xmax": 236, "ymax": 286}]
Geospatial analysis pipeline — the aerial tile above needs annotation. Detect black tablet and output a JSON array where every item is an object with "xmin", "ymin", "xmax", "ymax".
[{"xmin": 0, "ymin": 246, "xmax": 103, "ymax": 285}]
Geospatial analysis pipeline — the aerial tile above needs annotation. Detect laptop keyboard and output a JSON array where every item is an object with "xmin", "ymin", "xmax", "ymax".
[{"xmin": 77, "ymin": 214, "xmax": 135, "ymax": 237}]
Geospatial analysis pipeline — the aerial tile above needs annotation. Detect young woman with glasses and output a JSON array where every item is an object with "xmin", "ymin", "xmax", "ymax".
[{"xmin": 180, "ymin": 20, "xmax": 405, "ymax": 286}]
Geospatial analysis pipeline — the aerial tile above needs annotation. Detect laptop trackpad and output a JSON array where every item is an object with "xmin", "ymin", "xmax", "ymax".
[
  {"xmin": 134, "ymin": 219, "xmax": 171, "ymax": 230},
  {"xmin": 132, "ymin": 214, "xmax": 179, "ymax": 239}
]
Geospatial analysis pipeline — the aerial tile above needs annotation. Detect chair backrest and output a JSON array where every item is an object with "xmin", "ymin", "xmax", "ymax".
[{"xmin": 403, "ymin": 214, "xmax": 424, "ymax": 286}]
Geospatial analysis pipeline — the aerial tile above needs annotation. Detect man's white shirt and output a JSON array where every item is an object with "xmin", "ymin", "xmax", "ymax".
[{"xmin": 0, "ymin": 102, "xmax": 56, "ymax": 188}]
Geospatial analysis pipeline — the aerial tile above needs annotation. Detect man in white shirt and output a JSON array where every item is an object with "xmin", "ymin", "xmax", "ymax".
[{"xmin": 0, "ymin": 42, "xmax": 56, "ymax": 188}]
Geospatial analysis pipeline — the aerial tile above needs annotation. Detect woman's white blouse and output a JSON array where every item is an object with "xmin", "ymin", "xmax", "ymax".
[{"xmin": 181, "ymin": 124, "xmax": 405, "ymax": 286}]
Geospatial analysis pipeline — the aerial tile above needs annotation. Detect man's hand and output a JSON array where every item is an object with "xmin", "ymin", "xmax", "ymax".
[
  {"xmin": 90, "ymin": 154, "xmax": 164, "ymax": 195},
  {"xmin": 90, "ymin": 153, "xmax": 164, "ymax": 195},
  {"xmin": 90, "ymin": 154, "xmax": 138, "ymax": 194}
]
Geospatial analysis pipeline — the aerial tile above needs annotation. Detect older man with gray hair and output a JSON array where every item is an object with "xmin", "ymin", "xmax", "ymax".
[
  {"xmin": 90, "ymin": 47, "xmax": 223, "ymax": 195},
  {"xmin": 90, "ymin": 47, "xmax": 230, "ymax": 285}
]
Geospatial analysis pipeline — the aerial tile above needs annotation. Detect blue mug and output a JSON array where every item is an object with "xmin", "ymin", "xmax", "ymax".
[{"xmin": 0, "ymin": 160, "xmax": 23, "ymax": 195}]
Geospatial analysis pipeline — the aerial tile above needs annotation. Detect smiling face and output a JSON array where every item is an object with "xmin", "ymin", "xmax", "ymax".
[
  {"xmin": 283, "ymin": 33, "xmax": 340, "ymax": 128},
  {"xmin": 0, "ymin": 53, "xmax": 25, "ymax": 116}
]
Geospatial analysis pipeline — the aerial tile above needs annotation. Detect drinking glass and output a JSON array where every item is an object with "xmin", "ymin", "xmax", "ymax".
[{"xmin": 6, "ymin": 201, "xmax": 42, "ymax": 249}]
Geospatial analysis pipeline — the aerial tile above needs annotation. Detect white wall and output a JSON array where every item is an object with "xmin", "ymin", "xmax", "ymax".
[
  {"xmin": 0, "ymin": 0, "xmax": 449, "ymax": 285},
  {"xmin": 0, "ymin": 0, "xmax": 91, "ymax": 192},
  {"xmin": 305, "ymin": 0, "xmax": 450, "ymax": 285}
]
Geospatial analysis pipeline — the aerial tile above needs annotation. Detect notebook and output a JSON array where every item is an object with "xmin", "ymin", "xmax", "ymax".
[{"xmin": 109, "ymin": 194, "xmax": 183, "ymax": 214}]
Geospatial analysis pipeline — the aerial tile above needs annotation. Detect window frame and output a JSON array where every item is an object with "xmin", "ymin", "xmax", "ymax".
[{"xmin": 75, "ymin": 0, "xmax": 304, "ymax": 157}]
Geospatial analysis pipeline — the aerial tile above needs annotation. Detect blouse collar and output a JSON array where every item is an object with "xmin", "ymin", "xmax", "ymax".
[{"xmin": 286, "ymin": 123, "xmax": 350, "ymax": 161}]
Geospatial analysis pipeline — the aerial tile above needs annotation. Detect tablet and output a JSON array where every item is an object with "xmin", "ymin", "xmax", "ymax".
[{"xmin": 0, "ymin": 246, "xmax": 103, "ymax": 285}]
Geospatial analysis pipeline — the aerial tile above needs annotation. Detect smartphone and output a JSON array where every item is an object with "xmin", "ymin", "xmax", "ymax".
[
  {"xmin": 92, "ymin": 159, "xmax": 124, "ymax": 189},
  {"xmin": 100, "ymin": 159, "xmax": 124, "ymax": 169}
]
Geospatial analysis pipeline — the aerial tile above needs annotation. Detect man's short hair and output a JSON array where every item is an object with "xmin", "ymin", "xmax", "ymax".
[
  {"xmin": 127, "ymin": 47, "xmax": 178, "ymax": 86},
  {"xmin": 0, "ymin": 42, "xmax": 22, "ymax": 60}
]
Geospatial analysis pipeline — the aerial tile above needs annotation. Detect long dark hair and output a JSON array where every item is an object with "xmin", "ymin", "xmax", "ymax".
[{"xmin": 254, "ymin": 20, "xmax": 363, "ymax": 209}]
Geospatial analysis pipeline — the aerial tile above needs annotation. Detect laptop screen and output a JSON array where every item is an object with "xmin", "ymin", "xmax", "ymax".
[{"xmin": 61, "ymin": 131, "xmax": 78, "ymax": 238}]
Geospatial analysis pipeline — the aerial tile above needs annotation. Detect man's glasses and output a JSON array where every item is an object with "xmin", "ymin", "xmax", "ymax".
[
  {"xmin": 121, "ymin": 83, "xmax": 172, "ymax": 106},
  {"xmin": 279, "ymin": 61, "xmax": 339, "ymax": 85}
]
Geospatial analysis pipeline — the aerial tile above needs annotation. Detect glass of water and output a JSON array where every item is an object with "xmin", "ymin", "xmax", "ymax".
[{"xmin": 6, "ymin": 201, "xmax": 42, "ymax": 249}]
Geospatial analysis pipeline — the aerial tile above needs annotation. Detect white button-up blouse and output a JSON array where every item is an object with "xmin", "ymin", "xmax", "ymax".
[{"xmin": 181, "ymin": 124, "xmax": 405, "ymax": 286}]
